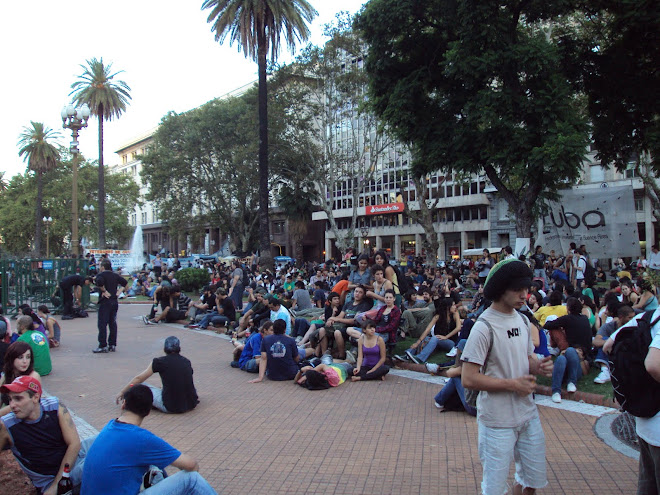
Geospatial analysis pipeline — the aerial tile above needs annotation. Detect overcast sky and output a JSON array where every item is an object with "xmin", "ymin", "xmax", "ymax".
[{"xmin": 1, "ymin": 1, "xmax": 366, "ymax": 180}]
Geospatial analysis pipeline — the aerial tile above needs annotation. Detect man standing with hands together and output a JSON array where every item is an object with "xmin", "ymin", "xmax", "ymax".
[{"xmin": 462, "ymin": 259, "xmax": 554, "ymax": 495}]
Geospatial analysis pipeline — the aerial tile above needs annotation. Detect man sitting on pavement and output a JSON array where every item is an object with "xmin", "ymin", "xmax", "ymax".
[
  {"xmin": 231, "ymin": 320, "xmax": 274, "ymax": 372},
  {"xmin": 191, "ymin": 288, "xmax": 236, "ymax": 332},
  {"xmin": 115, "ymin": 336, "xmax": 199, "ymax": 414},
  {"xmin": 324, "ymin": 285, "xmax": 372, "ymax": 360},
  {"xmin": 0, "ymin": 376, "xmax": 92, "ymax": 494},
  {"xmin": 235, "ymin": 287, "xmax": 270, "ymax": 338},
  {"xmin": 266, "ymin": 296, "xmax": 292, "ymax": 336},
  {"xmin": 185, "ymin": 285, "xmax": 216, "ymax": 327},
  {"xmin": 249, "ymin": 319, "xmax": 299, "ymax": 383},
  {"xmin": 400, "ymin": 287, "xmax": 434, "ymax": 338},
  {"xmin": 81, "ymin": 384, "xmax": 216, "ymax": 494}
]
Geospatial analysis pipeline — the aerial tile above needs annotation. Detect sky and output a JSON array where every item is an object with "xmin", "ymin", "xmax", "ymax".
[{"xmin": 1, "ymin": 0, "xmax": 367, "ymax": 180}]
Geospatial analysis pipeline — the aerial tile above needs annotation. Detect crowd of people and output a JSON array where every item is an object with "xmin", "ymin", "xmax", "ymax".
[{"xmin": 1, "ymin": 242, "xmax": 659, "ymax": 494}]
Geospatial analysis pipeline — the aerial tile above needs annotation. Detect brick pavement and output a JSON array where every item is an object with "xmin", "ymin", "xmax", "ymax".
[{"xmin": 34, "ymin": 304, "xmax": 638, "ymax": 494}]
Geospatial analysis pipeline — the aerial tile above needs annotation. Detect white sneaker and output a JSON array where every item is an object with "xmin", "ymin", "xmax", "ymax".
[
  {"xmin": 446, "ymin": 347, "xmax": 458, "ymax": 357},
  {"xmin": 426, "ymin": 363, "xmax": 439, "ymax": 374},
  {"xmin": 594, "ymin": 369, "xmax": 611, "ymax": 384},
  {"xmin": 567, "ymin": 382, "xmax": 577, "ymax": 393},
  {"xmin": 552, "ymin": 392, "xmax": 562, "ymax": 403},
  {"xmin": 434, "ymin": 400, "xmax": 442, "ymax": 409}
]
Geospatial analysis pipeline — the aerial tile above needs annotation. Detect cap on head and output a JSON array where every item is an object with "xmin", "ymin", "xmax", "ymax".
[
  {"xmin": 483, "ymin": 259, "xmax": 533, "ymax": 300},
  {"xmin": 164, "ymin": 336, "xmax": 181, "ymax": 353},
  {"xmin": 0, "ymin": 375, "xmax": 42, "ymax": 396},
  {"xmin": 255, "ymin": 287, "xmax": 267, "ymax": 295}
]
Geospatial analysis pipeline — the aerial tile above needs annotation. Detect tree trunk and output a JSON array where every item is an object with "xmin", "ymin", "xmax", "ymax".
[
  {"xmin": 98, "ymin": 105, "xmax": 106, "ymax": 248},
  {"xmin": 257, "ymin": 34, "xmax": 272, "ymax": 271},
  {"xmin": 34, "ymin": 170, "xmax": 43, "ymax": 256}
]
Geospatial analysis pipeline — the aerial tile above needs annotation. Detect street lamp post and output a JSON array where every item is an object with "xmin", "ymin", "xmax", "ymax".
[
  {"xmin": 360, "ymin": 224, "xmax": 370, "ymax": 253},
  {"xmin": 61, "ymin": 103, "xmax": 90, "ymax": 256},
  {"xmin": 42, "ymin": 216, "xmax": 53, "ymax": 257},
  {"xmin": 83, "ymin": 204, "xmax": 95, "ymax": 249}
]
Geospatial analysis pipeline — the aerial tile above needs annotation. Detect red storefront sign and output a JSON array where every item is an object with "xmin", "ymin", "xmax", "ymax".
[{"xmin": 366, "ymin": 202, "xmax": 405, "ymax": 215}]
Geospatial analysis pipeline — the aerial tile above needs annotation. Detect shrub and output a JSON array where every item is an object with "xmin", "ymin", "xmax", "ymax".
[{"xmin": 175, "ymin": 268, "xmax": 210, "ymax": 292}]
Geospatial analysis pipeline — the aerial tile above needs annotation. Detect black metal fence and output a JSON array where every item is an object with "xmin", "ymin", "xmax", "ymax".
[{"xmin": 0, "ymin": 258, "xmax": 91, "ymax": 317}]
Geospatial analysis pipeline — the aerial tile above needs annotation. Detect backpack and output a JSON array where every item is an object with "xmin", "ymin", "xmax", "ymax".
[
  {"xmin": 241, "ymin": 266, "xmax": 250, "ymax": 287},
  {"xmin": 391, "ymin": 264, "xmax": 411, "ymax": 294},
  {"xmin": 609, "ymin": 311, "xmax": 660, "ymax": 418},
  {"xmin": 584, "ymin": 258, "xmax": 596, "ymax": 283}
]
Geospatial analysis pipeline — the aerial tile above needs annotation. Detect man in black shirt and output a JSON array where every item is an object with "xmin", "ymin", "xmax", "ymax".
[
  {"xmin": 58, "ymin": 274, "xmax": 93, "ymax": 319},
  {"xmin": 115, "ymin": 336, "xmax": 199, "ymax": 413},
  {"xmin": 92, "ymin": 260, "xmax": 128, "ymax": 354}
]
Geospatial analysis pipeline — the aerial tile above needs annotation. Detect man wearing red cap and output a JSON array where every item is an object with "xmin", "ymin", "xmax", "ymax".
[{"xmin": 0, "ymin": 376, "xmax": 91, "ymax": 494}]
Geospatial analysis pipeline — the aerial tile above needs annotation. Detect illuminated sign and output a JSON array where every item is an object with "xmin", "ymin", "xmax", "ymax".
[{"xmin": 366, "ymin": 202, "xmax": 405, "ymax": 215}]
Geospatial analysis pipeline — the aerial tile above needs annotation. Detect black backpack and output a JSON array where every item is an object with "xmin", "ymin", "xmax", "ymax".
[
  {"xmin": 583, "ymin": 257, "xmax": 596, "ymax": 284},
  {"xmin": 609, "ymin": 311, "xmax": 660, "ymax": 418},
  {"xmin": 391, "ymin": 264, "xmax": 411, "ymax": 294}
]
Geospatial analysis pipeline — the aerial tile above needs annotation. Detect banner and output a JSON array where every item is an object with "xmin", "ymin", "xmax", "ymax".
[
  {"xmin": 87, "ymin": 249, "xmax": 133, "ymax": 270},
  {"xmin": 536, "ymin": 186, "xmax": 640, "ymax": 259}
]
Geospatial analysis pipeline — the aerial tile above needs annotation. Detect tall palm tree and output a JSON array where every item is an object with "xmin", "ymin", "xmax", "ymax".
[
  {"xmin": 18, "ymin": 122, "xmax": 61, "ymax": 256},
  {"xmin": 202, "ymin": 0, "xmax": 317, "ymax": 269},
  {"xmin": 70, "ymin": 57, "xmax": 131, "ymax": 248}
]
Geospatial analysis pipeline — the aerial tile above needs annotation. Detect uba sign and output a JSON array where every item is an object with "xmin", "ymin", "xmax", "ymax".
[{"xmin": 366, "ymin": 202, "xmax": 405, "ymax": 215}]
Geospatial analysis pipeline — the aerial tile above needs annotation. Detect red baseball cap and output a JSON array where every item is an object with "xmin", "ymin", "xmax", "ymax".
[{"xmin": 0, "ymin": 375, "xmax": 42, "ymax": 396}]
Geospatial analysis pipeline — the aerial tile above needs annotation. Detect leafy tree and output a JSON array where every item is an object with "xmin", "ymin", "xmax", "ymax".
[
  {"xmin": 576, "ymin": 0, "xmax": 660, "ymax": 172},
  {"xmin": 70, "ymin": 57, "xmax": 132, "ymax": 249},
  {"xmin": 17, "ymin": 122, "xmax": 61, "ymax": 255},
  {"xmin": 202, "ymin": 0, "xmax": 317, "ymax": 270},
  {"xmin": 0, "ymin": 160, "xmax": 138, "ymax": 255},
  {"xmin": 141, "ymin": 94, "xmax": 262, "ymax": 253},
  {"xmin": 276, "ymin": 180, "xmax": 314, "ymax": 265},
  {"xmin": 275, "ymin": 17, "xmax": 393, "ymax": 255},
  {"xmin": 356, "ymin": 0, "xmax": 589, "ymax": 242}
]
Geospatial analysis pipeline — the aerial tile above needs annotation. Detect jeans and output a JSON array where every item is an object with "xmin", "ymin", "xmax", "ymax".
[
  {"xmin": 42, "ymin": 435, "xmax": 96, "ymax": 492},
  {"xmin": 434, "ymin": 377, "xmax": 476, "ymax": 416},
  {"xmin": 478, "ymin": 414, "xmax": 547, "ymax": 494},
  {"xmin": 408, "ymin": 335, "xmax": 455, "ymax": 363},
  {"xmin": 209, "ymin": 315, "xmax": 230, "ymax": 327},
  {"xmin": 143, "ymin": 471, "xmax": 217, "ymax": 494},
  {"xmin": 638, "ymin": 436, "xmax": 660, "ymax": 495},
  {"xmin": 293, "ymin": 318, "xmax": 310, "ymax": 338},
  {"xmin": 146, "ymin": 385, "xmax": 169, "ymax": 413},
  {"xmin": 198, "ymin": 311, "xmax": 219, "ymax": 329},
  {"xmin": 551, "ymin": 347, "xmax": 583, "ymax": 394},
  {"xmin": 241, "ymin": 358, "xmax": 259, "ymax": 373},
  {"xmin": 230, "ymin": 283, "xmax": 244, "ymax": 310},
  {"xmin": 97, "ymin": 299, "xmax": 119, "ymax": 348},
  {"xmin": 533, "ymin": 268, "xmax": 548, "ymax": 290}
]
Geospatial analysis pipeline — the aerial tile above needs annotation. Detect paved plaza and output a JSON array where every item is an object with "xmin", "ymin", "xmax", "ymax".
[{"xmin": 36, "ymin": 304, "xmax": 638, "ymax": 494}]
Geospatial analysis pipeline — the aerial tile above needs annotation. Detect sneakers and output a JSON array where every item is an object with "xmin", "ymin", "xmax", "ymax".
[
  {"xmin": 425, "ymin": 363, "xmax": 439, "ymax": 374},
  {"xmin": 434, "ymin": 400, "xmax": 442, "ymax": 409},
  {"xmin": 108, "ymin": 345, "xmax": 116, "ymax": 352},
  {"xmin": 92, "ymin": 346, "xmax": 108, "ymax": 354},
  {"xmin": 446, "ymin": 347, "xmax": 458, "ymax": 358},
  {"xmin": 345, "ymin": 351, "xmax": 357, "ymax": 364},
  {"xmin": 141, "ymin": 316, "xmax": 150, "ymax": 325},
  {"xmin": 295, "ymin": 336, "xmax": 303, "ymax": 344},
  {"xmin": 185, "ymin": 323, "xmax": 199, "ymax": 329},
  {"xmin": 552, "ymin": 392, "xmax": 562, "ymax": 403},
  {"xmin": 405, "ymin": 350, "xmax": 422, "ymax": 364},
  {"xmin": 594, "ymin": 368, "xmax": 611, "ymax": 384},
  {"xmin": 393, "ymin": 354, "xmax": 409, "ymax": 362},
  {"xmin": 567, "ymin": 382, "xmax": 577, "ymax": 393}
]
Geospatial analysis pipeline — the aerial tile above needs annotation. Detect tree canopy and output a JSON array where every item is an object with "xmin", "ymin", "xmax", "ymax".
[{"xmin": 356, "ymin": 0, "xmax": 589, "ymax": 238}]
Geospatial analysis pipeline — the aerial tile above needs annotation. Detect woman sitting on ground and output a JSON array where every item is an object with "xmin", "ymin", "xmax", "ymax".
[
  {"xmin": 348, "ymin": 289, "xmax": 401, "ymax": 344},
  {"xmin": 632, "ymin": 277, "xmax": 658, "ymax": 313},
  {"xmin": 365, "ymin": 264, "xmax": 393, "ymax": 309},
  {"xmin": 398, "ymin": 297, "xmax": 461, "ymax": 364},
  {"xmin": 620, "ymin": 280, "xmax": 639, "ymax": 307},
  {"xmin": 0, "ymin": 341, "xmax": 41, "ymax": 414},
  {"xmin": 37, "ymin": 305, "xmax": 61, "ymax": 348},
  {"xmin": 352, "ymin": 319, "xmax": 389, "ymax": 382}
]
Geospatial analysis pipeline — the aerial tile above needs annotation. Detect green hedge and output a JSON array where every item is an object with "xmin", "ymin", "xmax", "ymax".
[{"xmin": 176, "ymin": 268, "xmax": 210, "ymax": 292}]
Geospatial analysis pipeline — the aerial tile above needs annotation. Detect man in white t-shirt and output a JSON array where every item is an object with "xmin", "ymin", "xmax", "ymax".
[
  {"xmin": 604, "ymin": 311, "xmax": 660, "ymax": 494},
  {"xmin": 462, "ymin": 259, "xmax": 553, "ymax": 495},
  {"xmin": 647, "ymin": 245, "xmax": 660, "ymax": 273}
]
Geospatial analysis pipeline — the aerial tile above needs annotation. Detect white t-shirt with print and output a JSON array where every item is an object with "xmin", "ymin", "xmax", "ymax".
[{"xmin": 461, "ymin": 307, "xmax": 536, "ymax": 428}]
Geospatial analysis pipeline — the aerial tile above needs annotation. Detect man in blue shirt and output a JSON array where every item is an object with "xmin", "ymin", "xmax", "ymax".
[
  {"xmin": 230, "ymin": 321, "xmax": 274, "ymax": 372},
  {"xmin": 81, "ymin": 384, "xmax": 215, "ymax": 495}
]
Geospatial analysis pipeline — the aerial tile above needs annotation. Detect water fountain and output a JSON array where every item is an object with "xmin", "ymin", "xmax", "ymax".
[{"xmin": 127, "ymin": 225, "xmax": 145, "ymax": 274}]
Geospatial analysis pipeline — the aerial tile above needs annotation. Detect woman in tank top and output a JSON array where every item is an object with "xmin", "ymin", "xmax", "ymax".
[{"xmin": 351, "ymin": 319, "xmax": 390, "ymax": 381}]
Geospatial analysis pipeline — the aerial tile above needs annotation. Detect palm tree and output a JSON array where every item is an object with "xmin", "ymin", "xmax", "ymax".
[
  {"xmin": 18, "ymin": 122, "xmax": 61, "ymax": 256},
  {"xmin": 70, "ymin": 57, "xmax": 131, "ymax": 248},
  {"xmin": 202, "ymin": 0, "xmax": 317, "ymax": 269}
]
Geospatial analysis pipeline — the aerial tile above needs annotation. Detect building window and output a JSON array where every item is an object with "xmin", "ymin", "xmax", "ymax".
[
  {"xmin": 122, "ymin": 155, "xmax": 128, "ymax": 164},
  {"xmin": 141, "ymin": 212, "xmax": 147, "ymax": 224},
  {"xmin": 273, "ymin": 221, "xmax": 285, "ymax": 234},
  {"xmin": 131, "ymin": 213, "xmax": 136, "ymax": 226},
  {"xmin": 635, "ymin": 197, "xmax": 644, "ymax": 211},
  {"xmin": 625, "ymin": 166, "xmax": 639, "ymax": 179},
  {"xmin": 590, "ymin": 165, "xmax": 605, "ymax": 183}
]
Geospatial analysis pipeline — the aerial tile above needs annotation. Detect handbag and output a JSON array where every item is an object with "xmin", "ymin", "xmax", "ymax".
[
  {"xmin": 464, "ymin": 319, "xmax": 495, "ymax": 408},
  {"xmin": 548, "ymin": 327, "xmax": 568, "ymax": 351}
]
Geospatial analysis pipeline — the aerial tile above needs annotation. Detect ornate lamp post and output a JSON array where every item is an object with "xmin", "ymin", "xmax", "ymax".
[
  {"xmin": 61, "ymin": 103, "xmax": 90, "ymax": 256},
  {"xmin": 42, "ymin": 216, "xmax": 53, "ymax": 257},
  {"xmin": 83, "ymin": 204, "xmax": 95, "ymax": 249},
  {"xmin": 360, "ymin": 223, "xmax": 370, "ymax": 253}
]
